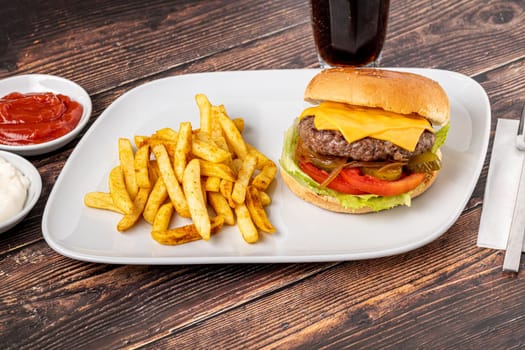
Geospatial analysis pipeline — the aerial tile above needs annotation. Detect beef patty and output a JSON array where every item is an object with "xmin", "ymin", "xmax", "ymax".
[{"xmin": 298, "ymin": 116, "xmax": 436, "ymax": 162}]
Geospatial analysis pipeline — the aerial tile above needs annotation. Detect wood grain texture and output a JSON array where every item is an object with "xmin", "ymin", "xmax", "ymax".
[{"xmin": 1, "ymin": 0, "xmax": 525, "ymax": 349}]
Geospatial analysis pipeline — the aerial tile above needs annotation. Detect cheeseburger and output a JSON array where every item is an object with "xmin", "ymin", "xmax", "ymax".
[{"xmin": 279, "ymin": 68, "xmax": 450, "ymax": 213}]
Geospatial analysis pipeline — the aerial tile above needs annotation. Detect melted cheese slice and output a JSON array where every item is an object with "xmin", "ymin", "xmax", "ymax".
[{"xmin": 300, "ymin": 102, "xmax": 433, "ymax": 152}]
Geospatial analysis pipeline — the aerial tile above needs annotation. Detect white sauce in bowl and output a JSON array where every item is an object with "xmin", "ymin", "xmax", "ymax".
[{"xmin": 0, "ymin": 156, "xmax": 30, "ymax": 223}]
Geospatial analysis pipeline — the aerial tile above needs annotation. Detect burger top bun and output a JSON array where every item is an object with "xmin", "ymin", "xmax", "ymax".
[{"xmin": 304, "ymin": 68, "xmax": 450, "ymax": 126}]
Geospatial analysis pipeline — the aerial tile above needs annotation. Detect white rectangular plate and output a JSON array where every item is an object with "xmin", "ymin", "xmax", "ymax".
[{"xmin": 42, "ymin": 68, "xmax": 490, "ymax": 264}]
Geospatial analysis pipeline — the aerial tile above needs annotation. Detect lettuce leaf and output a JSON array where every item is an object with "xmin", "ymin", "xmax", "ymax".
[
  {"xmin": 278, "ymin": 119, "xmax": 447, "ymax": 212},
  {"xmin": 432, "ymin": 122, "xmax": 450, "ymax": 153}
]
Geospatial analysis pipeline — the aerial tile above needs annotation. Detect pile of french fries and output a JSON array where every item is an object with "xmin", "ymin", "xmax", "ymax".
[{"xmin": 84, "ymin": 94, "xmax": 276, "ymax": 245}]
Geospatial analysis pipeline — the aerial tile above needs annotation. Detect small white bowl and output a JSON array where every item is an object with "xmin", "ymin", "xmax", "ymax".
[
  {"xmin": 0, "ymin": 150, "xmax": 42, "ymax": 234},
  {"xmin": 0, "ymin": 74, "xmax": 92, "ymax": 156}
]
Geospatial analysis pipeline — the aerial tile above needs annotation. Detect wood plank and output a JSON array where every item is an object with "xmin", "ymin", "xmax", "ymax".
[
  {"xmin": 0, "ymin": 0, "xmax": 311, "ymax": 92},
  {"xmin": 384, "ymin": 0, "xmax": 525, "ymax": 75},
  {"xmin": 2, "ymin": 0, "xmax": 523, "ymax": 93},
  {"xmin": 0, "ymin": 242, "xmax": 338, "ymax": 349},
  {"xmin": 135, "ymin": 209, "xmax": 525, "ymax": 349}
]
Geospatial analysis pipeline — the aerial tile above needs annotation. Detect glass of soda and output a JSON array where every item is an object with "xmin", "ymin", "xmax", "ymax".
[{"xmin": 310, "ymin": 0, "xmax": 390, "ymax": 67}]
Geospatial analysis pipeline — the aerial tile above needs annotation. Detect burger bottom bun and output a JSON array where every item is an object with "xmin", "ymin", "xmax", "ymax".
[{"xmin": 279, "ymin": 167, "xmax": 439, "ymax": 214}]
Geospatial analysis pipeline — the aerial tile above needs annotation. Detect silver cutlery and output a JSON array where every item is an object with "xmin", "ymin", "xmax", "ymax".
[{"xmin": 503, "ymin": 102, "xmax": 525, "ymax": 272}]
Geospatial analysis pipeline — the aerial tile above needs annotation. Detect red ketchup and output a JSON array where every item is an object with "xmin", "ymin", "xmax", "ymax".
[{"xmin": 0, "ymin": 92, "xmax": 83, "ymax": 145}]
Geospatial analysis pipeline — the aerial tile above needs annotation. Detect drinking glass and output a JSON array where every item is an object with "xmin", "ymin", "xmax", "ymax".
[{"xmin": 310, "ymin": 0, "xmax": 390, "ymax": 67}]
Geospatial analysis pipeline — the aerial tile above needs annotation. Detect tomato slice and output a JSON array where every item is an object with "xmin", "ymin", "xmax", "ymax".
[
  {"xmin": 299, "ymin": 161, "xmax": 365, "ymax": 195},
  {"xmin": 340, "ymin": 168, "xmax": 426, "ymax": 196}
]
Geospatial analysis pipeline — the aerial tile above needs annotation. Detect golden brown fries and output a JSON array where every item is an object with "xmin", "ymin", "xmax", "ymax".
[
  {"xmin": 204, "ymin": 176, "xmax": 221, "ymax": 192},
  {"xmin": 182, "ymin": 159, "xmax": 211, "ymax": 240},
  {"xmin": 216, "ymin": 110, "xmax": 248, "ymax": 160},
  {"xmin": 192, "ymin": 138, "xmax": 231, "ymax": 163},
  {"xmin": 134, "ymin": 145, "xmax": 151, "ymax": 189},
  {"xmin": 219, "ymin": 179, "xmax": 236, "ymax": 208},
  {"xmin": 151, "ymin": 216, "xmax": 224, "ymax": 245},
  {"xmin": 143, "ymin": 177, "xmax": 168, "ymax": 224},
  {"xmin": 152, "ymin": 143, "xmax": 191, "ymax": 218},
  {"xmin": 108, "ymin": 166, "xmax": 134, "ymax": 214},
  {"xmin": 199, "ymin": 160, "xmax": 236, "ymax": 181},
  {"xmin": 117, "ymin": 187, "xmax": 150, "ymax": 232},
  {"xmin": 195, "ymin": 93, "xmax": 212, "ymax": 134},
  {"xmin": 174, "ymin": 122, "xmax": 192, "ymax": 183},
  {"xmin": 152, "ymin": 203, "xmax": 174, "ymax": 232},
  {"xmin": 84, "ymin": 192, "xmax": 125, "ymax": 214},
  {"xmin": 252, "ymin": 162, "xmax": 277, "ymax": 191},
  {"xmin": 246, "ymin": 186, "xmax": 275, "ymax": 233},
  {"xmin": 208, "ymin": 192, "xmax": 235, "ymax": 225},
  {"xmin": 259, "ymin": 191, "xmax": 271, "ymax": 206},
  {"xmin": 155, "ymin": 127, "xmax": 178, "ymax": 142},
  {"xmin": 85, "ymin": 93, "xmax": 277, "ymax": 245},
  {"xmin": 234, "ymin": 203, "xmax": 259, "ymax": 243},
  {"xmin": 232, "ymin": 153, "xmax": 257, "ymax": 205},
  {"xmin": 232, "ymin": 118, "xmax": 244, "ymax": 133},
  {"xmin": 118, "ymin": 138, "xmax": 139, "ymax": 199}
]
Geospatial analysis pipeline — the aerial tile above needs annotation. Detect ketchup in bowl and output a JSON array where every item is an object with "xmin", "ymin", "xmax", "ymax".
[{"xmin": 0, "ymin": 92, "xmax": 83, "ymax": 145}]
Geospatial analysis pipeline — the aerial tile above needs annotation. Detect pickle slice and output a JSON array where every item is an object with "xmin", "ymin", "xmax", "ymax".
[
  {"xmin": 362, "ymin": 164, "xmax": 403, "ymax": 181},
  {"xmin": 407, "ymin": 152, "xmax": 441, "ymax": 173}
]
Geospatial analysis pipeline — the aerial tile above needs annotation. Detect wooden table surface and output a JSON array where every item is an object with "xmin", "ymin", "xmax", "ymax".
[{"xmin": 1, "ymin": 0, "xmax": 525, "ymax": 349}]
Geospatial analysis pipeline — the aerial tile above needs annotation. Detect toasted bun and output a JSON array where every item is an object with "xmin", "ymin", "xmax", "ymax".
[
  {"xmin": 304, "ymin": 68, "xmax": 450, "ymax": 126},
  {"xmin": 280, "ymin": 166, "xmax": 439, "ymax": 214}
]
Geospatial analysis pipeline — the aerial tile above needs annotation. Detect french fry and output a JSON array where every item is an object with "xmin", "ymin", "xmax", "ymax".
[
  {"xmin": 251, "ymin": 162, "xmax": 277, "ymax": 191},
  {"xmin": 234, "ymin": 203, "xmax": 259, "ymax": 243},
  {"xmin": 216, "ymin": 110, "xmax": 248, "ymax": 160},
  {"xmin": 230, "ymin": 158, "xmax": 243, "ymax": 175},
  {"xmin": 109, "ymin": 166, "xmax": 134, "ymax": 214},
  {"xmin": 259, "ymin": 191, "xmax": 271, "ymax": 206},
  {"xmin": 232, "ymin": 118, "xmax": 244, "ymax": 133},
  {"xmin": 117, "ymin": 187, "xmax": 150, "ymax": 232},
  {"xmin": 200, "ymin": 160, "xmax": 236, "ymax": 181},
  {"xmin": 232, "ymin": 153, "xmax": 257, "ymax": 205},
  {"xmin": 134, "ymin": 145, "xmax": 151, "ymax": 189},
  {"xmin": 118, "ymin": 138, "xmax": 139, "ymax": 199},
  {"xmin": 192, "ymin": 138, "xmax": 231, "ymax": 163},
  {"xmin": 152, "ymin": 202, "xmax": 174, "ymax": 232},
  {"xmin": 204, "ymin": 176, "xmax": 221, "ymax": 192},
  {"xmin": 219, "ymin": 179, "xmax": 235, "ymax": 208},
  {"xmin": 143, "ymin": 177, "xmax": 169, "ymax": 224},
  {"xmin": 151, "ymin": 216, "xmax": 224, "ymax": 245},
  {"xmin": 210, "ymin": 105, "xmax": 230, "ymax": 152},
  {"xmin": 152, "ymin": 144, "xmax": 191, "ymax": 218},
  {"xmin": 195, "ymin": 93, "xmax": 212, "ymax": 134},
  {"xmin": 148, "ymin": 137, "xmax": 177, "ymax": 159},
  {"xmin": 147, "ymin": 160, "xmax": 160, "ymax": 186},
  {"xmin": 194, "ymin": 130, "xmax": 215, "ymax": 143},
  {"xmin": 201, "ymin": 179, "xmax": 207, "ymax": 206},
  {"xmin": 208, "ymin": 192, "xmax": 235, "ymax": 225},
  {"xmin": 182, "ymin": 159, "xmax": 211, "ymax": 240},
  {"xmin": 84, "ymin": 192, "xmax": 125, "ymax": 214},
  {"xmin": 245, "ymin": 145, "xmax": 277, "ymax": 190},
  {"xmin": 246, "ymin": 186, "xmax": 275, "ymax": 233},
  {"xmin": 155, "ymin": 127, "xmax": 178, "ymax": 142},
  {"xmin": 247, "ymin": 143, "xmax": 272, "ymax": 169},
  {"xmin": 134, "ymin": 135, "xmax": 149, "ymax": 148},
  {"xmin": 174, "ymin": 121, "xmax": 192, "ymax": 183}
]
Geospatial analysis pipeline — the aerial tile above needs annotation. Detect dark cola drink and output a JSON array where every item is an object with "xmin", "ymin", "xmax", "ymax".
[{"xmin": 311, "ymin": 0, "xmax": 390, "ymax": 67}]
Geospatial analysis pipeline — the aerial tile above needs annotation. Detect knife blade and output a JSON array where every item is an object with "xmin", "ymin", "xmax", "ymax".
[{"xmin": 503, "ymin": 102, "xmax": 525, "ymax": 272}]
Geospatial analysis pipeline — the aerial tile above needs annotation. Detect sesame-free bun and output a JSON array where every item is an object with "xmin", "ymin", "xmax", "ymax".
[
  {"xmin": 279, "ymin": 166, "xmax": 439, "ymax": 214},
  {"xmin": 304, "ymin": 68, "xmax": 450, "ymax": 126}
]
